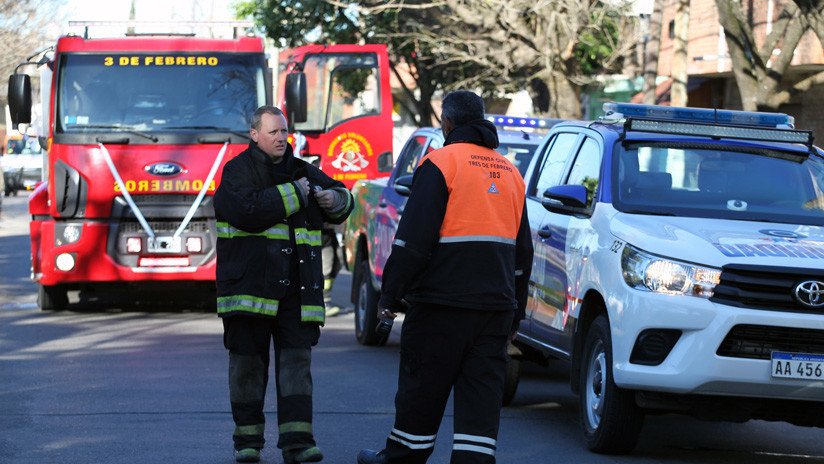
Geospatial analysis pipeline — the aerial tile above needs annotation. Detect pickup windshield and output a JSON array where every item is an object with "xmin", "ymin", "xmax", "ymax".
[
  {"xmin": 615, "ymin": 143, "xmax": 824, "ymax": 226},
  {"xmin": 56, "ymin": 53, "xmax": 266, "ymax": 133}
]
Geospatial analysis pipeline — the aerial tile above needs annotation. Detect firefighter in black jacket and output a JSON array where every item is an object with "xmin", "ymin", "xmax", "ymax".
[
  {"xmin": 357, "ymin": 91, "xmax": 534, "ymax": 464},
  {"xmin": 214, "ymin": 106, "xmax": 353, "ymax": 464}
]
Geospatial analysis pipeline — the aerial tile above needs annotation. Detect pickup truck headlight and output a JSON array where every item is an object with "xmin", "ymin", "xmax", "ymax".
[{"xmin": 621, "ymin": 245, "xmax": 721, "ymax": 298}]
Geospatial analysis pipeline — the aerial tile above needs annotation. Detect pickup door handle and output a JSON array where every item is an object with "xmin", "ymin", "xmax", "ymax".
[{"xmin": 538, "ymin": 227, "xmax": 552, "ymax": 239}]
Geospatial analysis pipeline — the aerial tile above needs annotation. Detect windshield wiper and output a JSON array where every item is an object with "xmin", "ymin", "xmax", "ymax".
[
  {"xmin": 165, "ymin": 125, "xmax": 251, "ymax": 142},
  {"xmin": 68, "ymin": 124, "xmax": 159, "ymax": 142},
  {"xmin": 622, "ymin": 209, "xmax": 677, "ymax": 216}
]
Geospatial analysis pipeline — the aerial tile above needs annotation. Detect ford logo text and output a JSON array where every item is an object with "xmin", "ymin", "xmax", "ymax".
[{"xmin": 145, "ymin": 162, "xmax": 184, "ymax": 176}]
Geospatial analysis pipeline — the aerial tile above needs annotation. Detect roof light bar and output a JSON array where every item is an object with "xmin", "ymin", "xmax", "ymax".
[
  {"xmin": 603, "ymin": 102, "xmax": 795, "ymax": 128},
  {"xmin": 486, "ymin": 114, "xmax": 556, "ymax": 129},
  {"xmin": 626, "ymin": 119, "xmax": 813, "ymax": 146}
]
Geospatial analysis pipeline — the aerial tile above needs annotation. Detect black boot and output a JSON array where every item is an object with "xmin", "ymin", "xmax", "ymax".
[
  {"xmin": 356, "ymin": 449, "xmax": 387, "ymax": 464},
  {"xmin": 283, "ymin": 446, "xmax": 323, "ymax": 463}
]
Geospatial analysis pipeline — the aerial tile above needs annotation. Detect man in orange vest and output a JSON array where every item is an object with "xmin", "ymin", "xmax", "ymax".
[{"xmin": 357, "ymin": 90, "xmax": 534, "ymax": 464}]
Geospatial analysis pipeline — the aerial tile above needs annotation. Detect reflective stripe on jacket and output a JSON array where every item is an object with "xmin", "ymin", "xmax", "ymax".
[
  {"xmin": 380, "ymin": 142, "xmax": 533, "ymax": 319},
  {"xmin": 213, "ymin": 143, "xmax": 353, "ymax": 323}
]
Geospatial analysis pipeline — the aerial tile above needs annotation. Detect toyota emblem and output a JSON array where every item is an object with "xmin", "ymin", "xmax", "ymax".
[{"xmin": 794, "ymin": 280, "xmax": 824, "ymax": 308}]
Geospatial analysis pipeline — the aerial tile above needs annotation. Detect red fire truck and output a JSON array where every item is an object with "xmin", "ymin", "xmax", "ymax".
[
  {"xmin": 7, "ymin": 22, "xmax": 393, "ymax": 310},
  {"xmin": 278, "ymin": 44, "xmax": 394, "ymax": 188}
]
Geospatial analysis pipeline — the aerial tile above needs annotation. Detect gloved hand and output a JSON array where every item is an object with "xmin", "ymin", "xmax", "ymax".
[
  {"xmin": 314, "ymin": 186, "xmax": 337, "ymax": 210},
  {"xmin": 375, "ymin": 307, "xmax": 397, "ymax": 337},
  {"xmin": 293, "ymin": 177, "xmax": 310, "ymax": 204}
]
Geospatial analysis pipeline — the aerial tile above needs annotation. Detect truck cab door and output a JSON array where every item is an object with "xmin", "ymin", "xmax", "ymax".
[
  {"xmin": 523, "ymin": 131, "xmax": 583, "ymax": 356},
  {"xmin": 534, "ymin": 135, "xmax": 604, "ymax": 357}
]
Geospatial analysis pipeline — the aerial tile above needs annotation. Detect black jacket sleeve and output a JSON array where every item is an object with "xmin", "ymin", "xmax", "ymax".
[
  {"xmin": 214, "ymin": 156, "xmax": 307, "ymax": 233},
  {"xmin": 513, "ymin": 201, "xmax": 534, "ymax": 330},
  {"xmin": 379, "ymin": 159, "xmax": 448, "ymax": 311},
  {"xmin": 305, "ymin": 164, "xmax": 354, "ymax": 225},
  {"xmin": 294, "ymin": 162, "xmax": 355, "ymax": 224}
]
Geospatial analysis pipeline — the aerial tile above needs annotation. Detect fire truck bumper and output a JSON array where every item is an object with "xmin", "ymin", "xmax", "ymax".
[{"xmin": 34, "ymin": 220, "xmax": 216, "ymax": 286}]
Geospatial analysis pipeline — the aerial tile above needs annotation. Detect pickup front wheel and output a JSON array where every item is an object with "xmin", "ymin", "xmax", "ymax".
[
  {"xmin": 354, "ymin": 261, "xmax": 388, "ymax": 346},
  {"xmin": 579, "ymin": 315, "xmax": 644, "ymax": 454}
]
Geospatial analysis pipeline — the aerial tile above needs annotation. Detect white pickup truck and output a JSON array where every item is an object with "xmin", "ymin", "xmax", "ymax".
[{"xmin": 509, "ymin": 103, "xmax": 824, "ymax": 454}]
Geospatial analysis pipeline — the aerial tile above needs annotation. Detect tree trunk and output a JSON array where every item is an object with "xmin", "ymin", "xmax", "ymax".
[
  {"xmin": 671, "ymin": 0, "xmax": 690, "ymax": 107},
  {"xmin": 547, "ymin": 71, "xmax": 581, "ymax": 119},
  {"xmin": 643, "ymin": 0, "xmax": 664, "ymax": 104},
  {"xmin": 529, "ymin": 78, "xmax": 550, "ymax": 114}
]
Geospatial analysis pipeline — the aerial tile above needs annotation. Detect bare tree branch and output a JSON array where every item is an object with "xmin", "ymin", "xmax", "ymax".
[{"xmin": 770, "ymin": 69, "xmax": 824, "ymax": 107}]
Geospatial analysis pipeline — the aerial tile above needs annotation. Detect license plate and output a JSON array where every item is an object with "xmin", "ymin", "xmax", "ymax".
[
  {"xmin": 771, "ymin": 352, "xmax": 824, "ymax": 380},
  {"xmin": 147, "ymin": 236, "xmax": 181, "ymax": 253}
]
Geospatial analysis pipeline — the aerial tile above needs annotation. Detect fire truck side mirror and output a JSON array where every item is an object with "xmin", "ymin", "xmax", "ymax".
[
  {"xmin": 285, "ymin": 72, "xmax": 307, "ymax": 129},
  {"xmin": 8, "ymin": 73, "xmax": 32, "ymax": 127}
]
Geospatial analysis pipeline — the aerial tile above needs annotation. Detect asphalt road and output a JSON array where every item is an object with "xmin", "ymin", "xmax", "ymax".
[{"xmin": 1, "ymin": 195, "xmax": 823, "ymax": 464}]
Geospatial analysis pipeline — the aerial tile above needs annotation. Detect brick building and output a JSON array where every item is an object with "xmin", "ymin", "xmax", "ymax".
[{"xmin": 653, "ymin": 0, "xmax": 824, "ymax": 134}]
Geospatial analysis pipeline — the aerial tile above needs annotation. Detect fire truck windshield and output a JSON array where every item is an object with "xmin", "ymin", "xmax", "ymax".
[
  {"xmin": 294, "ymin": 53, "xmax": 380, "ymax": 132},
  {"xmin": 57, "ymin": 53, "xmax": 266, "ymax": 134}
]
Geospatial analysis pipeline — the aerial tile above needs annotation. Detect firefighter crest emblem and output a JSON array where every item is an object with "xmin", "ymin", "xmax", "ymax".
[
  {"xmin": 331, "ymin": 139, "xmax": 369, "ymax": 172},
  {"xmin": 328, "ymin": 132, "xmax": 374, "ymax": 174}
]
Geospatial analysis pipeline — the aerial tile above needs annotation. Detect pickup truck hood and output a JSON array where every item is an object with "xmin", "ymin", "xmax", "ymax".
[{"xmin": 610, "ymin": 213, "xmax": 824, "ymax": 268}]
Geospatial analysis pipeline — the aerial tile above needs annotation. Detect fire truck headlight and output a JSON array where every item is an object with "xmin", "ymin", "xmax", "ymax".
[
  {"xmin": 55, "ymin": 253, "xmax": 76, "ymax": 272},
  {"xmin": 126, "ymin": 237, "xmax": 142, "ymax": 254},
  {"xmin": 63, "ymin": 225, "xmax": 81, "ymax": 244},
  {"xmin": 185, "ymin": 237, "xmax": 202, "ymax": 253},
  {"xmin": 55, "ymin": 223, "xmax": 82, "ymax": 246}
]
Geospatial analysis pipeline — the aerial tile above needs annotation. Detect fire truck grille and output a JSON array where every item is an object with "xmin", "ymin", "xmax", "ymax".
[
  {"xmin": 710, "ymin": 264, "xmax": 824, "ymax": 315},
  {"xmin": 126, "ymin": 194, "xmax": 201, "ymax": 205},
  {"xmin": 717, "ymin": 324, "xmax": 824, "ymax": 360},
  {"xmin": 120, "ymin": 221, "xmax": 210, "ymax": 234}
]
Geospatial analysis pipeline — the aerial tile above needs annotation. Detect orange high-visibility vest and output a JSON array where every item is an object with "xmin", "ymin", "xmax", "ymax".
[{"xmin": 420, "ymin": 143, "xmax": 525, "ymax": 245}]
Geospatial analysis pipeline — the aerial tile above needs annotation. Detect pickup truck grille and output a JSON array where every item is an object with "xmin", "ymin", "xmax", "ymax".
[
  {"xmin": 710, "ymin": 264, "xmax": 824, "ymax": 315},
  {"xmin": 717, "ymin": 324, "xmax": 824, "ymax": 359}
]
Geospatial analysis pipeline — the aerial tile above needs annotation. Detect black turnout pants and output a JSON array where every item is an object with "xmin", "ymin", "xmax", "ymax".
[
  {"xmin": 383, "ymin": 303, "xmax": 513, "ymax": 464},
  {"xmin": 223, "ymin": 291, "xmax": 320, "ymax": 453}
]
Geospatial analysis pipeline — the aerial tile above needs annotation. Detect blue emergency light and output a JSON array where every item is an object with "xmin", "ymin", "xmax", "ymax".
[
  {"xmin": 603, "ymin": 102, "xmax": 795, "ymax": 128},
  {"xmin": 605, "ymin": 102, "xmax": 813, "ymax": 147},
  {"xmin": 486, "ymin": 114, "xmax": 557, "ymax": 129}
]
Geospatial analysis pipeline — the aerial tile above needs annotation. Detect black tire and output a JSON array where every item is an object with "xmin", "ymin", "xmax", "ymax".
[
  {"xmin": 354, "ymin": 260, "xmax": 387, "ymax": 346},
  {"xmin": 502, "ymin": 353, "xmax": 521, "ymax": 406},
  {"xmin": 579, "ymin": 315, "xmax": 644, "ymax": 454},
  {"xmin": 38, "ymin": 284, "xmax": 68, "ymax": 311}
]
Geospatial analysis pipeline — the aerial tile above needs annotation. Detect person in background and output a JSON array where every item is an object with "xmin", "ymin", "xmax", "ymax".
[{"xmin": 321, "ymin": 224, "xmax": 343, "ymax": 317}]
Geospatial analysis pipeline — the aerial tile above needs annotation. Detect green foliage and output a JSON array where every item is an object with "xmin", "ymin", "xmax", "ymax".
[
  {"xmin": 574, "ymin": 13, "xmax": 620, "ymax": 76},
  {"xmin": 233, "ymin": 0, "xmax": 362, "ymax": 46}
]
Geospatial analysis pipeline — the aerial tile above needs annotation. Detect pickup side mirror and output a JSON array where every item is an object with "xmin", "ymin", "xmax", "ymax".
[
  {"xmin": 394, "ymin": 174, "xmax": 413, "ymax": 196},
  {"xmin": 542, "ymin": 184, "xmax": 589, "ymax": 215},
  {"xmin": 377, "ymin": 151, "xmax": 393, "ymax": 173},
  {"xmin": 284, "ymin": 72, "xmax": 307, "ymax": 131},
  {"xmin": 8, "ymin": 73, "xmax": 32, "ymax": 126}
]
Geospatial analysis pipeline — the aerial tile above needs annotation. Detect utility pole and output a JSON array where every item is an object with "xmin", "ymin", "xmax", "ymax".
[
  {"xmin": 127, "ymin": 0, "xmax": 136, "ymax": 35},
  {"xmin": 643, "ymin": 0, "xmax": 664, "ymax": 104},
  {"xmin": 671, "ymin": 0, "xmax": 690, "ymax": 107}
]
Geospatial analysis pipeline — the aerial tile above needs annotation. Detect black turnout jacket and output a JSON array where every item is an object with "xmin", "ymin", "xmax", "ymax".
[
  {"xmin": 379, "ymin": 120, "xmax": 534, "ymax": 331},
  {"xmin": 214, "ymin": 142, "xmax": 353, "ymax": 324}
]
